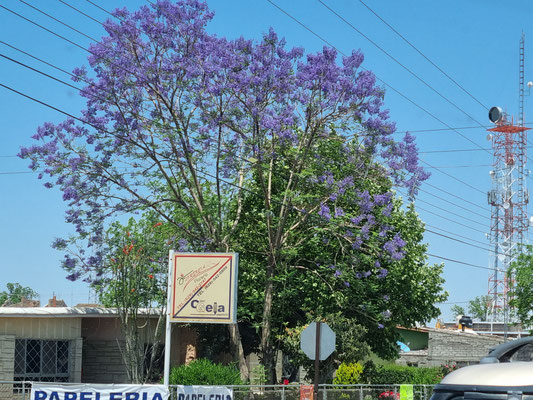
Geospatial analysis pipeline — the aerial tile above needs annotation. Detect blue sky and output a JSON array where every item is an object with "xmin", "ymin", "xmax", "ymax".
[{"xmin": 0, "ymin": 0, "xmax": 529, "ymax": 320}]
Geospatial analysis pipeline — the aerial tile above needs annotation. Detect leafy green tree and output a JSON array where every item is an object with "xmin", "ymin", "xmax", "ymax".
[
  {"xmin": 468, "ymin": 295, "xmax": 492, "ymax": 321},
  {"xmin": 510, "ymin": 244, "xmax": 533, "ymax": 329},
  {"xmin": 0, "ymin": 283, "xmax": 38, "ymax": 306},
  {"xmin": 233, "ymin": 136, "xmax": 447, "ymax": 379},
  {"xmin": 22, "ymin": 1, "xmax": 431, "ymax": 382},
  {"xmin": 450, "ymin": 304, "xmax": 466, "ymax": 318},
  {"xmin": 91, "ymin": 215, "xmax": 170, "ymax": 383}
]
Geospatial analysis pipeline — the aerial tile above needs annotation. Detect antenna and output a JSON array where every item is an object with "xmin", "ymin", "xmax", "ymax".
[{"xmin": 485, "ymin": 34, "xmax": 530, "ymax": 336}]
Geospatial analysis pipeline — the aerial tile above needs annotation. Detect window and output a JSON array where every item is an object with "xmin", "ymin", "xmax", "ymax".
[{"xmin": 14, "ymin": 339, "xmax": 70, "ymax": 382}]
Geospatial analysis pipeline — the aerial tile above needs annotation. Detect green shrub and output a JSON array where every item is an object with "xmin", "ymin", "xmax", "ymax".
[
  {"xmin": 360, "ymin": 361, "xmax": 442, "ymax": 385},
  {"xmin": 333, "ymin": 362, "xmax": 364, "ymax": 385},
  {"xmin": 168, "ymin": 359, "xmax": 244, "ymax": 385}
]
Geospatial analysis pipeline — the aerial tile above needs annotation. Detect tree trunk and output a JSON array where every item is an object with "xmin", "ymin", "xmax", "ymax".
[
  {"xmin": 260, "ymin": 258, "xmax": 276, "ymax": 383},
  {"xmin": 229, "ymin": 324, "xmax": 249, "ymax": 381}
]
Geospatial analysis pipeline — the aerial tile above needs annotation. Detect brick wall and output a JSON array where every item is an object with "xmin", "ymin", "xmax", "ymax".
[
  {"xmin": 82, "ymin": 340, "xmax": 129, "ymax": 383},
  {"xmin": 428, "ymin": 330, "xmax": 504, "ymax": 366}
]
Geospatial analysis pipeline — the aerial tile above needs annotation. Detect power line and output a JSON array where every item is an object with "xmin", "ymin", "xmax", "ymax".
[
  {"xmin": 427, "ymin": 253, "xmax": 502, "ymax": 273},
  {"xmin": 411, "ymin": 203, "xmax": 487, "ymax": 235},
  {"xmin": 419, "ymin": 188, "xmax": 489, "ymax": 221},
  {"xmin": 357, "ymin": 0, "xmax": 488, "ymax": 111},
  {"xmin": 4, "ymin": 1, "xmax": 497, "ymax": 205},
  {"xmin": 420, "ymin": 147, "xmax": 492, "ymax": 154},
  {"xmin": 398, "ymin": 190, "xmax": 487, "ymax": 227},
  {"xmin": 425, "ymin": 223, "xmax": 490, "ymax": 248},
  {"xmin": 4, "ymin": 4, "xmax": 504, "ymax": 251},
  {"xmin": 425, "ymin": 228, "xmax": 492, "ymax": 253},
  {"xmin": 424, "ymin": 164, "xmax": 492, "ymax": 169},
  {"xmin": 84, "ymin": 0, "xmax": 115, "ymax": 19},
  {"xmin": 17, "ymin": 0, "xmax": 98, "ymax": 42},
  {"xmin": 0, "ymin": 5, "xmax": 89, "ymax": 53},
  {"xmin": 424, "ymin": 181, "xmax": 489, "ymax": 212},
  {"xmin": 1, "ymin": 43, "xmax": 498, "ymax": 243},
  {"xmin": 1, "ymin": 81, "xmax": 502, "ymax": 276},
  {"xmin": 317, "ymin": 0, "xmax": 488, "ymax": 132},
  {"xmin": 420, "ymin": 159, "xmax": 485, "ymax": 194},
  {"xmin": 265, "ymin": 0, "xmax": 496, "ymax": 204},
  {"xmin": 58, "ymin": 0, "xmax": 103, "ymax": 25}
]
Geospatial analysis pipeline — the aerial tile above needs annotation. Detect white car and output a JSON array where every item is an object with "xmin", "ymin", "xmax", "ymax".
[{"xmin": 431, "ymin": 337, "xmax": 533, "ymax": 400}]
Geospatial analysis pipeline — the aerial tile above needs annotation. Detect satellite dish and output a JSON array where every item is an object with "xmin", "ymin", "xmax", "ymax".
[
  {"xmin": 486, "ymin": 133, "xmax": 493, "ymax": 141},
  {"xmin": 503, "ymin": 202, "xmax": 510, "ymax": 210},
  {"xmin": 489, "ymin": 106, "xmax": 504, "ymax": 123}
]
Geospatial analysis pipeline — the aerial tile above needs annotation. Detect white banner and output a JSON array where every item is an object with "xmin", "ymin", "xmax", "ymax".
[
  {"xmin": 176, "ymin": 386, "xmax": 233, "ymax": 400},
  {"xmin": 31, "ymin": 383, "xmax": 169, "ymax": 400}
]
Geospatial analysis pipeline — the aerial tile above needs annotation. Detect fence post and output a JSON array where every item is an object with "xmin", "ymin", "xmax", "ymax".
[
  {"xmin": 322, "ymin": 385, "xmax": 327, "ymax": 400},
  {"xmin": 359, "ymin": 385, "xmax": 363, "ymax": 400},
  {"xmin": 282, "ymin": 385, "xmax": 285, "ymax": 400}
]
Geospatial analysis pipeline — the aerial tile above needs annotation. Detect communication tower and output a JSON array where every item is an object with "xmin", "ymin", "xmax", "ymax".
[{"xmin": 486, "ymin": 34, "xmax": 530, "ymax": 330}]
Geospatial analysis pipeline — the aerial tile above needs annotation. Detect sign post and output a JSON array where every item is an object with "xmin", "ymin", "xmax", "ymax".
[
  {"xmin": 300, "ymin": 322, "xmax": 336, "ymax": 400},
  {"xmin": 163, "ymin": 251, "xmax": 238, "ymax": 385}
]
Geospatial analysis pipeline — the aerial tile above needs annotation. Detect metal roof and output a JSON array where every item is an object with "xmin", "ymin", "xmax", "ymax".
[{"xmin": 0, "ymin": 306, "xmax": 161, "ymax": 318}]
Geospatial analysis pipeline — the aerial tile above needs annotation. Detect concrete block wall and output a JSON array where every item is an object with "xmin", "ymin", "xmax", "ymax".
[
  {"xmin": 0, "ymin": 335, "xmax": 15, "ymax": 400},
  {"xmin": 0, "ymin": 335, "xmax": 15, "ymax": 381},
  {"xmin": 70, "ymin": 338, "xmax": 83, "ymax": 382},
  {"xmin": 81, "ymin": 340, "xmax": 129, "ymax": 384},
  {"xmin": 428, "ymin": 330, "xmax": 504, "ymax": 366}
]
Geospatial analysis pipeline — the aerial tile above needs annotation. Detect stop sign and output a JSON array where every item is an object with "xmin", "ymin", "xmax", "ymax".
[{"xmin": 300, "ymin": 322, "xmax": 336, "ymax": 360}]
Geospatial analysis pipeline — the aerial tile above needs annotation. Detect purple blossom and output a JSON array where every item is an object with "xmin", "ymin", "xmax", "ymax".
[
  {"xmin": 377, "ymin": 268, "xmax": 388, "ymax": 279},
  {"xmin": 16, "ymin": 0, "xmax": 427, "ymax": 298},
  {"xmin": 334, "ymin": 269, "xmax": 342, "ymax": 277},
  {"xmin": 343, "ymin": 281, "xmax": 350, "ymax": 287},
  {"xmin": 318, "ymin": 203, "xmax": 331, "ymax": 221},
  {"xmin": 377, "ymin": 323, "xmax": 384, "ymax": 329}
]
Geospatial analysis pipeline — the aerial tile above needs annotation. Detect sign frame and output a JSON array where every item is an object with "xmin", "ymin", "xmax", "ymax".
[{"xmin": 169, "ymin": 252, "xmax": 238, "ymax": 324}]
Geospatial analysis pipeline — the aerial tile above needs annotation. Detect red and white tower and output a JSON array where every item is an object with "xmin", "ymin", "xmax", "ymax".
[{"xmin": 486, "ymin": 34, "xmax": 530, "ymax": 328}]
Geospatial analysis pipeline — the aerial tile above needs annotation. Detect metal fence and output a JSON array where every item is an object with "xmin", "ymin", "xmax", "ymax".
[
  {"xmin": 169, "ymin": 384, "xmax": 435, "ymax": 400},
  {"xmin": 0, "ymin": 381, "xmax": 435, "ymax": 400},
  {"xmin": 0, "ymin": 381, "xmax": 32, "ymax": 400}
]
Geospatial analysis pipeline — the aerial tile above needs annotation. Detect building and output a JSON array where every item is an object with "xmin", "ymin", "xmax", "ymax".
[
  {"xmin": 0, "ymin": 304, "xmax": 197, "ymax": 386},
  {"xmin": 396, "ymin": 326, "xmax": 505, "ymax": 367}
]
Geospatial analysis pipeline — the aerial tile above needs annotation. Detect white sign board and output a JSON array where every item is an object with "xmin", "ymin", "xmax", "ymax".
[
  {"xmin": 176, "ymin": 386, "xmax": 233, "ymax": 400},
  {"xmin": 300, "ymin": 322, "xmax": 336, "ymax": 360},
  {"xmin": 31, "ymin": 383, "xmax": 169, "ymax": 400},
  {"xmin": 169, "ymin": 252, "xmax": 238, "ymax": 324}
]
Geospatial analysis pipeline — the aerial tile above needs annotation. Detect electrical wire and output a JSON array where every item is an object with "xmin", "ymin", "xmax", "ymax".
[
  {"xmin": 418, "ymin": 188, "xmax": 489, "ymax": 220},
  {"xmin": 420, "ymin": 159, "xmax": 485, "ymax": 195},
  {"xmin": 427, "ymin": 253, "xmax": 503, "ymax": 273},
  {"xmin": 3, "ymin": 2, "xmax": 514, "ymax": 276},
  {"xmin": 357, "ymin": 0, "xmax": 488, "ymax": 111},
  {"xmin": 17, "ymin": 0, "xmax": 99, "ymax": 42},
  {"xmin": 317, "ymin": 0, "xmax": 489, "ymax": 131},
  {"xmin": 424, "ymin": 181, "xmax": 489, "ymax": 212},
  {"xmin": 411, "ymin": 203, "xmax": 487, "ymax": 235},
  {"xmin": 425, "ymin": 223, "xmax": 490, "ymax": 248},
  {"xmin": 265, "ymin": 0, "xmax": 492, "ymax": 155},
  {"xmin": 0, "ymin": 46, "xmax": 500, "ymax": 250},
  {"xmin": 425, "ymin": 228, "xmax": 493, "ymax": 253},
  {"xmin": 0, "ymin": 81, "xmax": 502, "ymax": 275},
  {"xmin": 2, "ymin": 1, "xmax": 498, "ymax": 204}
]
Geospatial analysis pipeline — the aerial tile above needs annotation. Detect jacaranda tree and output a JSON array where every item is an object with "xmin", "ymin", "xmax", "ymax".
[{"xmin": 20, "ymin": 0, "xmax": 432, "ymax": 382}]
